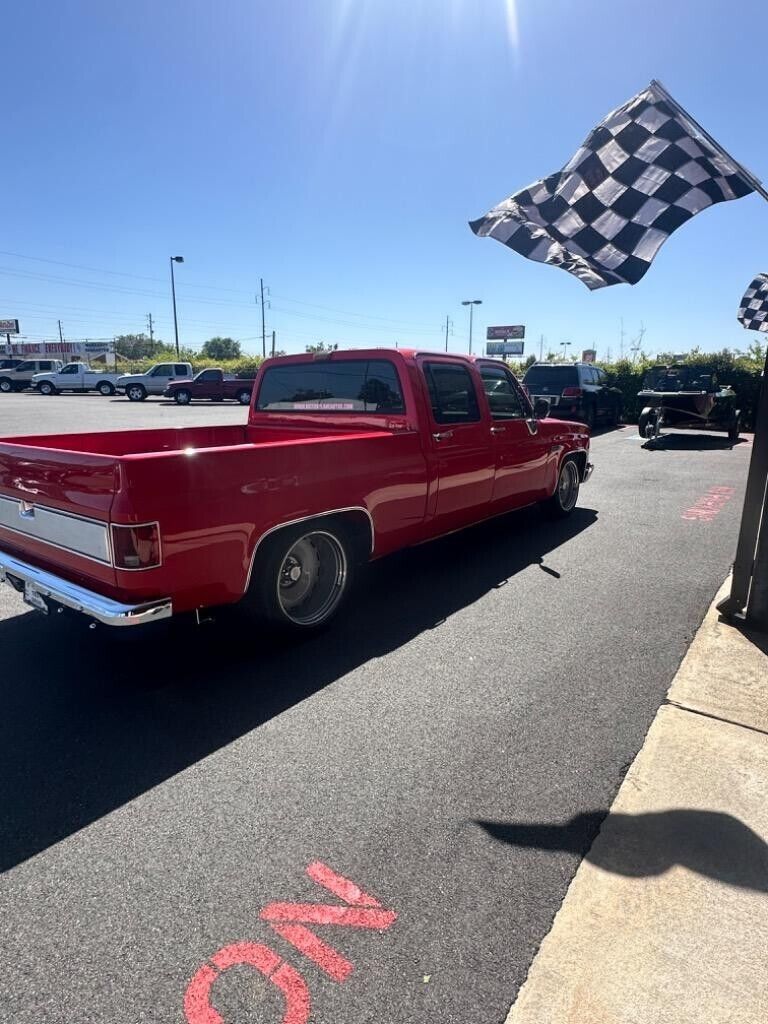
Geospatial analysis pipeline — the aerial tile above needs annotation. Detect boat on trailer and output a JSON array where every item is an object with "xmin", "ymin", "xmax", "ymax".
[{"xmin": 637, "ymin": 364, "xmax": 741, "ymax": 443}]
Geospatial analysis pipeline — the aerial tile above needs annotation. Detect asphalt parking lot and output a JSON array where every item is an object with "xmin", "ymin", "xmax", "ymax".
[{"xmin": 0, "ymin": 394, "xmax": 754, "ymax": 1024}]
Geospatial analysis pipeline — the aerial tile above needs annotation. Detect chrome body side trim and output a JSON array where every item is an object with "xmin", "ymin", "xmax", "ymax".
[
  {"xmin": 244, "ymin": 506, "xmax": 375, "ymax": 594},
  {"xmin": 0, "ymin": 550, "xmax": 172, "ymax": 627}
]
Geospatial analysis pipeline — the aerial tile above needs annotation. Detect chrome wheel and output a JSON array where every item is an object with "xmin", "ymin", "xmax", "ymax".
[
  {"xmin": 175, "ymin": 390, "xmax": 191, "ymax": 405},
  {"xmin": 237, "ymin": 390, "xmax": 250, "ymax": 405},
  {"xmin": 276, "ymin": 531, "xmax": 347, "ymax": 626},
  {"xmin": 0, "ymin": 380, "xmax": 11, "ymax": 393},
  {"xmin": 127, "ymin": 385, "xmax": 145, "ymax": 402},
  {"xmin": 557, "ymin": 460, "xmax": 579, "ymax": 512}
]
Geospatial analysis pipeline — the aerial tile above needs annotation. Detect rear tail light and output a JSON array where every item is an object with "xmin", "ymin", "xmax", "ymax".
[
  {"xmin": 111, "ymin": 523, "xmax": 161, "ymax": 570},
  {"xmin": 561, "ymin": 387, "xmax": 583, "ymax": 397}
]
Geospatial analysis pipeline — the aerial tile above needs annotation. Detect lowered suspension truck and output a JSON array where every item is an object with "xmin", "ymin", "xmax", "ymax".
[{"xmin": 0, "ymin": 349, "xmax": 592, "ymax": 631}]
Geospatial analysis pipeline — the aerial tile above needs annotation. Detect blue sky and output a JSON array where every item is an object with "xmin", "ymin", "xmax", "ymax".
[{"xmin": 3, "ymin": 0, "xmax": 767, "ymax": 358}]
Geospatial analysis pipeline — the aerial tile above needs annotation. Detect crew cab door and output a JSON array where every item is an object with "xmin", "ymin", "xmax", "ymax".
[
  {"xmin": 419, "ymin": 358, "xmax": 494, "ymax": 529},
  {"xmin": 477, "ymin": 362, "xmax": 551, "ymax": 505}
]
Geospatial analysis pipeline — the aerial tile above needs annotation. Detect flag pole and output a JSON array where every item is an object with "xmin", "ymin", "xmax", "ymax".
[{"xmin": 651, "ymin": 79, "xmax": 768, "ymax": 203}]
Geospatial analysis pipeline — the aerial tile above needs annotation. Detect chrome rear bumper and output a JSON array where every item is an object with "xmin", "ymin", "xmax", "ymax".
[
  {"xmin": 583, "ymin": 461, "xmax": 594, "ymax": 482},
  {"xmin": 0, "ymin": 550, "xmax": 172, "ymax": 627}
]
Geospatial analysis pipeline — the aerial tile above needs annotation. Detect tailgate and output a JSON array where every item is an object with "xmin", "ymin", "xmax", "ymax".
[{"xmin": 0, "ymin": 441, "xmax": 119, "ymax": 587}]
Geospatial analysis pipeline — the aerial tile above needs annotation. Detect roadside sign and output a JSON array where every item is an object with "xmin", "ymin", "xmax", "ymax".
[
  {"xmin": 582, "ymin": 349, "xmax": 596, "ymax": 363},
  {"xmin": 486, "ymin": 325, "xmax": 525, "ymax": 340},
  {"xmin": 0, "ymin": 319, "xmax": 20, "ymax": 335},
  {"xmin": 486, "ymin": 340, "xmax": 524, "ymax": 356}
]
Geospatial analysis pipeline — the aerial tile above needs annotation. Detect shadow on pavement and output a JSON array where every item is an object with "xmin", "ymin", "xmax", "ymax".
[
  {"xmin": 642, "ymin": 433, "xmax": 750, "ymax": 452},
  {"xmin": 0, "ymin": 504, "xmax": 596, "ymax": 872},
  {"xmin": 477, "ymin": 809, "xmax": 768, "ymax": 893}
]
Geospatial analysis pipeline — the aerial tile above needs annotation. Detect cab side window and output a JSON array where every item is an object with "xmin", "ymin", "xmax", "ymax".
[
  {"xmin": 479, "ymin": 364, "xmax": 526, "ymax": 419},
  {"xmin": 424, "ymin": 362, "xmax": 480, "ymax": 424}
]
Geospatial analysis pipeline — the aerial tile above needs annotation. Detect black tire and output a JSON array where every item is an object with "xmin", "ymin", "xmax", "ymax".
[
  {"xmin": 0, "ymin": 378, "xmax": 12, "ymax": 394},
  {"xmin": 243, "ymin": 522, "xmax": 355, "ymax": 631},
  {"xmin": 728, "ymin": 413, "xmax": 741, "ymax": 444},
  {"xmin": 126, "ymin": 384, "xmax": 146, "ymax": 402},
  {"xmin": 543, "ymin": 457, "xmax": 580, "ymax": 518},
  {"xmin": 638, "ymin": 411, "xmax": 653, "ymax": 438},
  {"xmin": 98, "ymin": 381, "xmax": 115, "ymax": 396},
  {"xmin": 236, "ymin": 390, "xmax": 251, "ymax": 406},
  {"xmin": 37, "ymin": 381, "xmax": 56, "ymax": 396},
  {"xmin": 174, "ymin": 389, "xmax": 192, "ymax": 406}
]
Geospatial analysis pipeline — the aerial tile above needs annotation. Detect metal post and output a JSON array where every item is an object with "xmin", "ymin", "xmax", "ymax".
[
  {"xmin": 271, "ymin": 329, "xmax": 276, "ymax": 358},
  {"xmin": 718, "ymin": 344, "xmax": 768, "ymax": 625},
  {"xmin": 260, "ymin": 278, "xmax": 267, "ymax": 360},
  {"xmin": 170, "ymin": 258, "xmax": 181, "ymax": 358},
  {"xmin": 58, "ymin": 320, "xmax": 64, "ymax": 345},
  {"xmin": 469, "ymin": 303, "xmax": 474, "ymax": 355}
]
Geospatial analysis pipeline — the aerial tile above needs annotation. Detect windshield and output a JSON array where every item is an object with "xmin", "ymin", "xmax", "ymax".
[
  {"xmin": 523, "ymin": 365, "xmax": 579, "ymax": 388},
  {"xmin": 257, "ymin": 359, "xmax": 405, "ymax": 413},
  {"xmin": 643, "ymin": 366, "xmax": 715, "ymax": 392}
]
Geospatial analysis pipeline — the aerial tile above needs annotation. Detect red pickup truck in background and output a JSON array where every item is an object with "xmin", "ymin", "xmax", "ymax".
[
  {"xmin": 0, "ymin": 349, "xmax": 592, "ymax": 631},
  {"xmin": 164, "ymin": 367, "xmax": 256, "ymax": 405}
]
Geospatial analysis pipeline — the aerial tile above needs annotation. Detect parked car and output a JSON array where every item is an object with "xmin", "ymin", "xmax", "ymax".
[
  {"xmin": 32, "ymin": 362, "xmax": 122, "ymax": 396},
  {"xmin": 0, "ymin": 359, "xmax": 24, "ymax": 371},
  {"xmin": 0, "ymin": 348, "xmax": 592, "ymax": 633},
  {"xmin": 522, "ymin": 362, "xmax": 622, "ymax": 428},
  {"xmin": 0, "ymin": 359, "xmax": 64, "ymax": 393},
  {"xmin": 164, "ymin": 367, "xmax": 256, "ymax": 405},
  {"xmin": 116, "ymin": 362, "xmax": 194, "ymax": 402}
]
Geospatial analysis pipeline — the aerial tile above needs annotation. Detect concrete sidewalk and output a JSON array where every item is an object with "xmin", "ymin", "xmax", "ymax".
[{"xmin": 505, "ymin": 576, "xmax": 768, "ymax": 1024}]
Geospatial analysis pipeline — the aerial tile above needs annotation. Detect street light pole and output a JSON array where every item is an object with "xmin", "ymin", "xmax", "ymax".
[
  {"xmin": 561, "ymin": 341, "xmax": 572, "ymax": 360},
  {"xmin": 461, "ymin": 299, "xmax": 482, "ymax": 355},
  {"xmin": 169, "ymin": 256, "xmax": 184, "ymax": 358}
]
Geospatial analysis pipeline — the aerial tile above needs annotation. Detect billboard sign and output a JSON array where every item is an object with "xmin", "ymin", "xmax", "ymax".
[
  {"xmin": 582, "ymin": 349, "xmax": 596, "ymax": 363},
  {"xmin": 486, "ymin": 325, "xmax": 525, "ymax": 340},
  {"xmin": 486, "ymin": 340, "xmax": 525, "ymax": 357},
  {"xmin": 0, "ymin": 319, "xmax": 20, "ymax": 334}
]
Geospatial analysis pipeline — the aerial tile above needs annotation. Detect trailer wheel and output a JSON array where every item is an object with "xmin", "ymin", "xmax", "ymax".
[
  {"xmin": 728, "ymin": 413, "xmax": 741, "ymax": 444},
  {"xmin": 245, "ymin": 523, "xmax": 355, "ymax": 630}
]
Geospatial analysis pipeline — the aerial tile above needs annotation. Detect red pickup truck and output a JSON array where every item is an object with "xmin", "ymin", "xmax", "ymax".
[
  {"xmin": 164, "ymin": 367, "xmax": 255, "ymax": 405},
  {"xmin": 0, "ymin": 349, "xmax": 591, "ymax": 631}
]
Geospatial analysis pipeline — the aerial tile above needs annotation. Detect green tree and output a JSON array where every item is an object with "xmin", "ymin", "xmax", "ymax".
[
  {"xmin": 200, "ymin": 337, "xmax": 242, "ymax": 360},
  {"xmin": 305, "ymin": 341, "xmax": 338, "ymax": 354},
  {"xmin": 114, "ymin": 333, "xmax": 163, "ymax": 360}
]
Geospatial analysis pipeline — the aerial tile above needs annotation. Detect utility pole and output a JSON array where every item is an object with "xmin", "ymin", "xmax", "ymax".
[
  {"xmin": 259, "ymin": 278, "xmax": 267, "ymax": 359},
  {"xmin": 620, "ymin": 317, "xmax": 625, "ymax": 360},
  {"xmin": 539, "ymin": 334, "xmax": 544, "ymax": 361},
  {"xmin": 58, "ymin": 320, "xmax": 64, "ymax": 346},
  {"xmin": 444, "ymin": 315, "xmax": 453, "ymax": 353},
  {"xmin": 146, "ymin": 313, "xmax": 154, "ymax": 346},
  {"xmin": 271, "ymin": 330, "xmax": 276, "ymax": 358}
]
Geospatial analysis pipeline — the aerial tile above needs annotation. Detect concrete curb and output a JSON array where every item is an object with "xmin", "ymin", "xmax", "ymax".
[{"xmin": 505, "ymin": 575, "xmax": 768, "ymax": 1024}]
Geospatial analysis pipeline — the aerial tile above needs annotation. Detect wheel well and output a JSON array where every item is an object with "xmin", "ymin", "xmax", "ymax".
[
  {"xmin": 566, "ymin": 450, "xmax": 587, "ymax": 480},
  {"xmin": 245, "ymin": 509, "xmax": 374, "ymax": 594}
]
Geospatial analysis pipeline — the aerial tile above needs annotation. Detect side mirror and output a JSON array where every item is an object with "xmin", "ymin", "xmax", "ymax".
[{"xmin": 533, "ymin": 397, "xmax": 550, "ymax": 418}]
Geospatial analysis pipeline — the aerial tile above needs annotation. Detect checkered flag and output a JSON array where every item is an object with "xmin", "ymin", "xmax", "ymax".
[
  {"xmin": 470, "ymin": 81, "xmax": 759, "ymax": 290},
  {"xmin": 738, "ymin": 274, "xmax": 768, "ymax": 332}
]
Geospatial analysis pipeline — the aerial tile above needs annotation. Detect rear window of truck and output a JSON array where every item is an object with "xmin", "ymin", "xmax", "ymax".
[
  {"xmin": 257, "ymin": 359, "xmax": 405, "ymax": 413},
  {"xmin": 523, "ymin": 365, "xmax": 579, "ymax": 388}
]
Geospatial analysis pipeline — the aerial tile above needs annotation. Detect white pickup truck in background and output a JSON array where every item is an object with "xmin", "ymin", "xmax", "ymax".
[
  {"xmin": 32, "ymin": 362, "xmax": 122, "ymax": 396},
  {"xmin": 116, "ymin": 362, "xmax": 194, "ymax": 401}
]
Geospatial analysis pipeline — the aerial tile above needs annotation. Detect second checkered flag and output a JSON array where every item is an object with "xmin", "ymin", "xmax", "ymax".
[
  {"xmin": 470, "ymin": 81, "xmax": 759, "ymax": 290},
  {"xmin": 738, "ymin": 274, "xmax": 768, "ymax": 332}
]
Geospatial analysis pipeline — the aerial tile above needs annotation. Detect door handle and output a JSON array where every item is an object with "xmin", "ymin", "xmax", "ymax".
[
  {"xmin": 490, "ymin": 425, "xmax": 506, "ymax": 434},
  {"xmin": 432, "ymin": 430, "xmax": 454, "ymax": 442}
]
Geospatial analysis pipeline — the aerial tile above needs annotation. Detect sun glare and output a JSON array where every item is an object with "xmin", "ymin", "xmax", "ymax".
[{"xmin": 505, "ymin": 0, "xmax": 520, "ymax": 52}]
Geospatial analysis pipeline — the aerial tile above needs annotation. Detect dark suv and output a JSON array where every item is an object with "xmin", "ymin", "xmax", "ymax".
[{"xmin": 522, "ymin": 362, "xmax": 622, "ymax": 428}]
